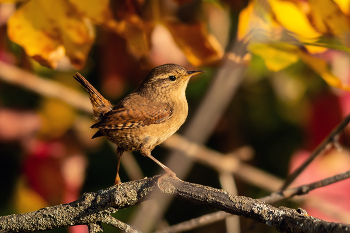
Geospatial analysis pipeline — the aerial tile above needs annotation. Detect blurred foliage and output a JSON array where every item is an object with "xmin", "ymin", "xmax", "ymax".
[{"xmin": 1, "ymin": 0, "xmax": 350, "ymax": 233}]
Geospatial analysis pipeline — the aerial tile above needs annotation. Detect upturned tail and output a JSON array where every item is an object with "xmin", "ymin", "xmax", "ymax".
[{"xmin": 73, "ymin": 72, "xmax": 112, "ymax": 121}]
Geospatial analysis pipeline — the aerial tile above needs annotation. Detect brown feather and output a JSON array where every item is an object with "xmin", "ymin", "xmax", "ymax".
[{"xmin": 91, "ymin": 96, "xmax": 173, "ymax": 129}]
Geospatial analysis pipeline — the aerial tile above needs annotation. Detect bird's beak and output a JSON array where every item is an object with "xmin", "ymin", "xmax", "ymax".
[{"xmin": 187, "ymin": 70, "xmax": 204, "ymax": 76}]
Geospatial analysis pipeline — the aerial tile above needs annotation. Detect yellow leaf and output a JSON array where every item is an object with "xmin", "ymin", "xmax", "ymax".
[
  {"xmin": 298, "ymin": 50, "xmax": 350, "ymax": 90},
  {"xmin": 269, "ymin": 0, "xmax": 321, "ymax": 41},
  {"xmin": 333, "ymin": 0, "xmax": 350, "ymax": 15},
  {"xmin": 237, "ymin": 1, "xmax": 254, "ymax": 41},
  {"xmin": 164, "ymin": 20, "xmax": 223, "ymax": 66},
  {"xmin": 38, "ymin": 98, "xmax": 76, "ymax": 138},
  {"xmin": 305, "ymin": 45, "xmax": 328, "ymax": 54},
  {"xmin": 248, "ymin": 43, "xmax": 299, "ymax": 71},
  {"xmin": 7, "ymin": 0, "xmax": 94, "ymax": 69},
  {"xmin": 237, "ymin": 1, "xmax": 276, "ymax": 42},
  {"xmin": 308, "ymin": 0, "xmax": 350, "ymax": 40}
]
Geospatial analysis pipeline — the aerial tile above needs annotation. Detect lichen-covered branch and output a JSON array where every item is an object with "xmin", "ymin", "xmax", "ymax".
[
  {"xmin": 0, "ymin": 176, "xmax": 349, "ymax": 233},
  {"xmin": 0, "ymin": 176, "xmax": 158, "ymax": 232}
]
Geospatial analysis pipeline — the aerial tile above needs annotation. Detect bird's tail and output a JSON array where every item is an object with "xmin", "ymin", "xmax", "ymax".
[{"xmin": 73, "ymin": 72, "xmax": 112, "ymax": 121}]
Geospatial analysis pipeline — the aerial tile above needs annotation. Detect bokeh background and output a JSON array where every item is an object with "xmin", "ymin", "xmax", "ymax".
[{"xmin": 1, "ymin": 0, "xmax": 350, "ymax": 232}]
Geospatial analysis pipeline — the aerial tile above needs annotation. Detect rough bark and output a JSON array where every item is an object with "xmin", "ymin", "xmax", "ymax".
[{"xmin": 0, "ymin": 176, "xmax": 348, "ymax": 233}]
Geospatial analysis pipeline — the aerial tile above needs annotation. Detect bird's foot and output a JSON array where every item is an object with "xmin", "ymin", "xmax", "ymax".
[
  {"xmin": 163, "ymin": 166, "xmax": 178, "ymax": 180},
  {"xmin": 115, "ymin": 174, "xmax": 122, "ymax": 191},
  {"xmin": 157, "ymin": 167, "xmax": 181, "ymax": 189}
]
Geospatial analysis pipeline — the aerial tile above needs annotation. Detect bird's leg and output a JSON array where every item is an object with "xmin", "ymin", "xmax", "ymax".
[
  {"xmin": 141, "ymin": 148, "xmax": 179, "ymax": 180},
  {"xmin": 148, "ymin": 154, "xmax": 177, "ymax": 178},
  {"xmin": 115, "ymin": 148, "xmax": 124, "ymax": 186}
]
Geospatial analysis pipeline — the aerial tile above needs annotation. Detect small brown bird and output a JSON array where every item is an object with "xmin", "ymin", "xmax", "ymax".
[{"xmin": 74, "ymin": 64, "xmax": 203, "ymax": 185}]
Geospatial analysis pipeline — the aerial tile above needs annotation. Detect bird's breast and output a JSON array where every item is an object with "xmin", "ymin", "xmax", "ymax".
[{"xmin": 100, "ymin": 98, "xmax": 188, "ymax": 152}]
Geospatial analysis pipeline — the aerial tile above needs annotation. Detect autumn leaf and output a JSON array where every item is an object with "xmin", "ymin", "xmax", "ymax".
[
  {"xmin": 308, "ymin": 0, "xmax": 350, "ymax": 40},
  {"xmin": 164, "ymin": 20, "xmax": 223, "ymax": 66},
  {"xmin": 7, "ymin": 0, "xmax": 95, "ymax": 69},
  {"xmin": 68, "ymin": 0, "xmax": 119, "ymax": 31},
  {"xmin": 298, "ymin": 50, "xmax": 350, "ymax": 91},
  {"xmin": 68, "ymin": 0, "xmax": 151, "ymax": 56},
  {"xmin": 268, "ymin": 0, "xmax": 321, "ymax": 41},
  {"xmin": 237, "ymin": 1, "xmax": 277, "ymax": 42},
  {"xmin": 248, "ymin": 43, "xmax": 299, "ymax": 71},
  {"xmin": 333, "ymin": 0, "xmax": 350, "ymax": 15}
]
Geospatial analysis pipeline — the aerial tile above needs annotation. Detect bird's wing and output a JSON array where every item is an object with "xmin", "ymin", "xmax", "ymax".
[{"xmin": 91, "ymin": 97, "xmax": 173, "ymax": 130}]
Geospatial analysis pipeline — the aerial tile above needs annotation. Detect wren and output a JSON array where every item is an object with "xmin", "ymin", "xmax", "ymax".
[{"xmin": 74, "ymin": 64, "xmax": 203, "ymax": 185}]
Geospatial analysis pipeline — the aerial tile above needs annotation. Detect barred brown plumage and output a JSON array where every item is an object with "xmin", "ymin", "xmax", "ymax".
[{"xmin": 74, "ymin": 64, "xmax": 203, "ymax": 185}]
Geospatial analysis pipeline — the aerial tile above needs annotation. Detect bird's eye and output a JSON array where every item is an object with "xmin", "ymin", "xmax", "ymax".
[{"xmin": 168, "ymin": 76, "xmax": 176, "ymax": 81}]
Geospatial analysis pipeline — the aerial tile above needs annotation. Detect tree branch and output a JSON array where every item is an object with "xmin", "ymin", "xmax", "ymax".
[
  {"xmin": 1, "ymin": 176, "xmax": 349, "ymax": 233},
  {"xmin": 0, "ymin": 176, "xmax": 159, "ymax": 232},
  {"xmin": 153, "ymin": 169, "xmax": 350, "ymax": 233}
]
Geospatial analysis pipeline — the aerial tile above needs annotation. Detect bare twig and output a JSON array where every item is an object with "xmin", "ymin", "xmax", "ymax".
[
  {"xmin": 88, "ymin": 223, "xmax": 103, "ymax": 233},
  {"xmin": 1, "ymin": 176, "xmax": 349, "ymax": 233},
  {"xmin": 103, "ymin": 216, "xmax": 141, "ymax": 233},
  {"xmin": 218, "ymin": 173, "xmax": 240, "ymax": 233},
  {"xmin": 262, "ymin": 169, "xmax": 350, "ymax": 204},
  {"xmin": 157, "ymin": 169, "xmax": 350, "ymax": 233},
  {"xmin": 154, "ymin": 211, "xmax": 230, "ymax": 233},
  {"xmin": 281, "ymin": 114, "xmax": 350, "ymax": 190},
  {"xmin": 164, "ymin": 134, "xmax": 283, "ymax": 191},
  {"xmin": 0, "ymin": 61, "xmax": 91, "ymax": 112}
]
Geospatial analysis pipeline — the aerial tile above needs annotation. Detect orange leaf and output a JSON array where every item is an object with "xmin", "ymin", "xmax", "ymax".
[
  {"xmin": 333, "ymin": 0, "xmax": 350, "ymax": 15},
  {"xmin": 0, "ymin": 0, "xmax": 25, "ymax": 2},
  {"xmin": 308, "ymin": 0, "xmax": 350, "ymax": 41},
  {"xmin": 164, "ymin": 20, "xmax": 223, "ymax": 66},
  {"xmin": 7, "ymin": 0, "xmax": 94, "ymax": 69},
  {"xmin": 237, "ymin": 1, "xmax": 280, "ymax": 42},
  {"xmin": 68, "ymin": 0, "xmax": 120, "ymax": 32},
  {"xmin": 119, "ymin": 17, "xmax": 151, "ymax": 56},
  {"xmin": 68, "ymin": 0, "xmax": 150, "ymax": 56},
  {"xmin": 237, "ymin": 1, "xmax": 256, "ymax": 41}
]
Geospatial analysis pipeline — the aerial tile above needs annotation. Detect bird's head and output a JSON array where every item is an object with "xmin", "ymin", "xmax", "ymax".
[{"xmin": 138, "ymin": 64, "xmax": 204, "ymax": 98}]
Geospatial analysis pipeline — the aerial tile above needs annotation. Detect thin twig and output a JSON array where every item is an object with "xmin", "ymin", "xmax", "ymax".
[
  {"xmin": 88, "ymin": 222, "xmax": 103, "ymax": 233},
  {"xmin": 281, "ymin": 114, "xmax": 350, "ymax": 190},
  {"xmin": 154, "ymin": 211, "xmax": 230, "ymax": 233},
  {"xmin": 218, "ymin": 173, "xmax": 240, "ymax": 233},
  {"xmin": 0, "ymin": 61, "xmax": 91, "ymax": 113},
  {"xmin": 164, "ymin": 134, "xmax": 283, "ymax": 191},
  {"xmin": 104, "ymin": 216, "xmax": 141, "ymax": 233},
  {"xmin": 262, "ymin": 169, "xmax": 350, "ymax": 203},
  {"xmin": 156, "ymin": 169, "xmax": 350, "ymax": 233}
]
